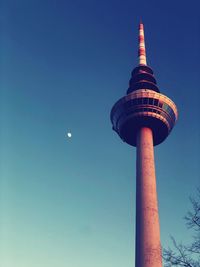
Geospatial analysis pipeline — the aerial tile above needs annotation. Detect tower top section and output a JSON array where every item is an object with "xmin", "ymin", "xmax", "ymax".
[
  {"xmin": 127, "ymin": 22, "xmax": 159, "ymax": 94},
  {"xmin": 110, "ymin": 22, "xmax": 178, "ymax": 146},
  {"xmin": 138, "ymin": 23, "xmax": 147, "ymax": 65}
]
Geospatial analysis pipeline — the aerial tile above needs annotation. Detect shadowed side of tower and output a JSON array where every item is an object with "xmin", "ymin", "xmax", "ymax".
[{"xmin": 110, "ymin": 22, "xmax": 178, "ymax": 267}]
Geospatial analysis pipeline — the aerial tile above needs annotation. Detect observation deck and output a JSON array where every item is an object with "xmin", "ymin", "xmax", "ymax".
[{"xmin": 111, "ymin": 88, "xmax": 178, "ymax": 146}]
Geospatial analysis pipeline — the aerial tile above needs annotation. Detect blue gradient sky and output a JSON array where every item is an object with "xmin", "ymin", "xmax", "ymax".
[{"xmin": 0, "ymin": 0, "xmax": 200, "ymax": 266}]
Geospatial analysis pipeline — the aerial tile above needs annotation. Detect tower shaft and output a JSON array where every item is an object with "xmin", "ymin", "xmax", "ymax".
[{"xmin": 136, "ymin": 127, "xmax": 162, "ymax": 267}]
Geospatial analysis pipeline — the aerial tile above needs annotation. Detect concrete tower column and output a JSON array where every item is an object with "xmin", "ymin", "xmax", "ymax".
[{"xmin": 135, "ymin": 127, "xmax": 162, "ymax": 267}]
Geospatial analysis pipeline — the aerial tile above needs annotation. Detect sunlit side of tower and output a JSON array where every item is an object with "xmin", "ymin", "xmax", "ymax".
[{"xmin": 110, "ymin": 23, "xmax": 178, "ymax": 267}]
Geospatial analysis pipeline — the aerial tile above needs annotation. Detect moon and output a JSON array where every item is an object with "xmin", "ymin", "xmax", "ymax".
[{"xmin": 67, "ymin": 132, "xmax": 72, "ymax": 138}]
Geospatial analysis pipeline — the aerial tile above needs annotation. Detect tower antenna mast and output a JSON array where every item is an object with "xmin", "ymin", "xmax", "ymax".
[{"xmin": 138, "ymin": 22, "xmax": 147, "ymax": 65}]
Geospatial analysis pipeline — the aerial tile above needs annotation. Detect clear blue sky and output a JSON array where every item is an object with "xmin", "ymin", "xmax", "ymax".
[{"xmin": 0, "ymin": 0, "xmax": 200, "ymax": 266}]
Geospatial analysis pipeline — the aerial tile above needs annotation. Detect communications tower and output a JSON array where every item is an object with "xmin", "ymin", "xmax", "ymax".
[{"xmin": 110, "ymin": 22, "xmax": 178, "ymax": 267}]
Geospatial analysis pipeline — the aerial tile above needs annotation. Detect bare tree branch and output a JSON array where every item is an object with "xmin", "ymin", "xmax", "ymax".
[{"xmin": 163, "ymin": 188, "xmax": 200, "ymax": 267}]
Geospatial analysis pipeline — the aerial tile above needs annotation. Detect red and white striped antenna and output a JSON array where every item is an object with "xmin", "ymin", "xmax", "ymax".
[{"xmin": 138, "ymin": 21, "xmax": 147, "ymax": 65}]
